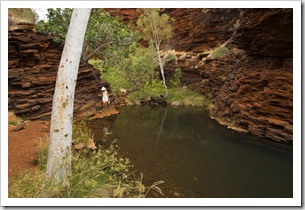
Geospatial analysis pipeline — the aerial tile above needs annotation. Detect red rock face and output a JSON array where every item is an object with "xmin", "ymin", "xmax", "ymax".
[
  {"xmin": 8, "ymin": 23, "xmax": 109, "ymax": 119},
  {"xmin": 8, "ymin": 8, "xmax": 293, "ymax": 143},
  {"xmin": 106, "ymin": 8, "xmax": 293, "ymax": 143}
]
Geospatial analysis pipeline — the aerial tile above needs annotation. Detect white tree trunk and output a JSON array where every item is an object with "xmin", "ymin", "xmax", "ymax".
[
  {"xmin": 46, "ymin": 8, "xmax": 91, "ymax": 183},
  {"xmin": 155, "ymin": 41, "xmax": 168, "ymax": 97}
]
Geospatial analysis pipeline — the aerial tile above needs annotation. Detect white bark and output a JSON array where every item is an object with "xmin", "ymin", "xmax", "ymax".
[
  {"xmin": 155, "ymin": 40, "xmax": 168, "ymax": 97},
  {"xmin": 46, "ymin": 8, "xmax": 91, "ymax": 183}
]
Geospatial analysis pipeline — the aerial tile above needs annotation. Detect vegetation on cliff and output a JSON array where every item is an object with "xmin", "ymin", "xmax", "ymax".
[{"xmin": 35, "ymin": 8, "xmax": 206, "ymax": 107}]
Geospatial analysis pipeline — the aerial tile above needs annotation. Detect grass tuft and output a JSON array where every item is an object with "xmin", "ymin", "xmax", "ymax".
[
  {"xmin": 167, "ymin": 87, "xmax": 211, "ymax": 107},
  {"xmin": 8, "ymin": 122, "xmax": 161, "ymax": 198}
]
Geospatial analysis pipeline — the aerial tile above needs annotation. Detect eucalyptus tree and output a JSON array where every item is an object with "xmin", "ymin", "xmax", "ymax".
[
  {"xmin": 35, "ymin": 8, "xmax": 138, "ymax": 62},
  {"xmin": 46, "ymin": 8, "xmax": 91, "ymax": 183},
  {"xmin": 136, "ymin": 9, "xmax": 173, "ymax": 97}
]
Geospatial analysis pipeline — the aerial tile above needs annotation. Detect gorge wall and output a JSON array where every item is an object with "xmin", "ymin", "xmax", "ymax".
[
  {"xmin": 106, "ymin": 8, "xmax": 293, "ymax": 143},
  {"xmin": 8, "ymin": 23, "xmax": 109, "ymax": 120},
  {"xmin": 8, "ymin": 9, "xmax": 293, "ymax": 143}
]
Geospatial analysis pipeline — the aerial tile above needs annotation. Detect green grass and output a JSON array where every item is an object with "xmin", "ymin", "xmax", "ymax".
[
  {"xmin": 167, "ymin": 87, "xmax": 211, "ymax": 107},
  {"xmin": 72, "ymin": 120, "xmax": 93, "ymax": 145},
  {"xmin": 37, "ymin": 136, "xmax": 49, "ymax": 171},
  {"xmin": 127, "ymin": 85, "xmax": 211, "ymax": 108},
  {"xmin": 9, "ymin": 122, "xmax": 150, "ymax": 198},
  {"xmin": 211, "ymin": 45, "xmax": 230, "ymax": 59},
  {"xmin": 9, "ymin": 146, "xmax": 145, "ymax": 198}
]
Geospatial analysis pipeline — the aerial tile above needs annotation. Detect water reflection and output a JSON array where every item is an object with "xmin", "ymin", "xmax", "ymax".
[{"xmin": 89, "ymin": 106, "xmax": 293, "ymax": 198}]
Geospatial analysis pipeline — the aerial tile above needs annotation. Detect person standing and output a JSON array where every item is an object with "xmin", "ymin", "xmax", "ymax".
[{"xmin": 101, "ymin": 87, "xmax": 109, "ymax": 110}]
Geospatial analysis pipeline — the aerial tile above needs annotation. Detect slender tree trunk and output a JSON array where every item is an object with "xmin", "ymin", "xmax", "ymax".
[
  {"xmin": 46, "ymin": 8, "xmax": 91, "ymax": 183},
  {"xmin": 155, "ymin": 41, "xmax": 168, "ymax": 97}
]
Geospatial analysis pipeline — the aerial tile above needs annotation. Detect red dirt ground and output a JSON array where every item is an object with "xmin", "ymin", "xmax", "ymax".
[
  {"xmin": 8, "ymin": 120, "xmax": 50, "ymax": 180},
  {"xmin": 8, "ymin": 107, "xmax": 119, "ymax": 181}
]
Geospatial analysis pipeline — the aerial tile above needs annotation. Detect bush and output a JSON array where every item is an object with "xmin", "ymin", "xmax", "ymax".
[
  {"xmin": 167, "ymin": 87, "xmax": 211, "ymax": 107},
  {"xmin": 169, "ymin": 68, "xmax": 182, "ymax": 87},
  {"xmin": 89, "ymin": 59, "xmax": 131, "ymax": 97},
  {"xmin": 127, "ymin": 80, "xmax": 165, "ymax": 103},
  {"xmin": 164, "ymin": 52, "xmax": 177, "ymax": 64},
  {"xmin": 89, "ymin": 43, "xmax": 158, "ymax": 98},
  {"xmin": 211, "ymin": 45, "xmax": 230, "ymax": 59}
]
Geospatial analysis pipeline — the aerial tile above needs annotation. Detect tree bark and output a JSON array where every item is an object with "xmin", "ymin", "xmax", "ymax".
[
  {"xmin": 46, "ymin": 8, "xmax": 91, "ymax": 183},
  {"xmin": 155, "ymin": 40, "xmax": 168, "ymax": 97}
]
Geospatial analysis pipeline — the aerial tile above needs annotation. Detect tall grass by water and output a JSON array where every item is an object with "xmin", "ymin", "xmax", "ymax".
[{"xmin": 8, "ymin": 121, "xmax": 161, "ymax": 198}]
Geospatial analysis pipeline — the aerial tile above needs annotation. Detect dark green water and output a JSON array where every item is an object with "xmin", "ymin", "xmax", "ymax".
[{"xmin": 89, "ymin": 106, "xmax": 293, "ymax": 198}]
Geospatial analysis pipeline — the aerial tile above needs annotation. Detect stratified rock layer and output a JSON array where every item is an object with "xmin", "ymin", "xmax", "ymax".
[
  {"xmin": 107, "ymin": 8, "xmax": 293, "ymax": 143},
  {"xmin": 8, "ymin": 23, "xmax": 108, "ymax": 120}
]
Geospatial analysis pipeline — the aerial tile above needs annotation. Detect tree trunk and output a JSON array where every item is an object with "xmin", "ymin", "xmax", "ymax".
[
  {"xmin": 46, "ymin": 8, "xmax": 91, "ymax": 183},
  {"xmin": 155, "ymin": 41, "xmax": 168, "ymax": 97}
]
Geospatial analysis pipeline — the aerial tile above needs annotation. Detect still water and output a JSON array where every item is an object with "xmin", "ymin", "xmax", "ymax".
[{"xmin": 89, "ymin": 106, "xmax": 293, "ymax": 198}]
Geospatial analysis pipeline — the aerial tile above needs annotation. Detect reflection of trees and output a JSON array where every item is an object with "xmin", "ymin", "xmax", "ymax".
[{"xmin": 155, "ymin": 107, "xmax": 168, "ymax": 152}]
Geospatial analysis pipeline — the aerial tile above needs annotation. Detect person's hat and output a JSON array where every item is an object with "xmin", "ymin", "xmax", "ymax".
[{"xmin": 101, "ymin": 87, "xmax": 106, "ymax": 91}]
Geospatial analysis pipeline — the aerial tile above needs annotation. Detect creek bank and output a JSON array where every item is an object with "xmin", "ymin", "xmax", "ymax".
[
  {"xmin": 106, "ymin": 8, "xmax": 293, "ymax": 143},
  {"xmin": 8, "ymin": 9, "xmax": 293, "ymax": 143}
]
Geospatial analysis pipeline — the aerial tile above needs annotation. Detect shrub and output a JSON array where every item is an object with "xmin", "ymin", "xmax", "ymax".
[
  {"xmin": 169, "ymin": 68, "xmax": 182, "ymax": 87},
  {"xmin": 127, "ymin": 80, "xmax": 165, "ymax": 103},
  {"xmin": 164, "ymin": 52, "xmax": 177, "ymax": 64},
  {"xmin": 89, "ymin": 59, "xmax": 131, "ymax": 97},
  {"xmin": 167, "ymin": 87, "xmax": 211, "ymax": 107},
  {"xmin": 211, "ymin": 45, "xmax": 230, "ymax": 59}
]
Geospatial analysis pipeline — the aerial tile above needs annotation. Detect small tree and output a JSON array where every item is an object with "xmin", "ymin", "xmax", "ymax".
[
  {"xmin": 46, "ymin": 8, "xmax": 91, "ymax": 183},
  {"xmin": 137, "ymin": 9, "xmax": 173, "ymax": 97}
]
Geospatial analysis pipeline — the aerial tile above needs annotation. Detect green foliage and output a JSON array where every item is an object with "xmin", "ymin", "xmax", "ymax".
[
  {"xmin": 125, "ymin": 42, "xmax": 158, "ymax": 88},
  {"xmin": 89, "ymin": 43, "xmax": 158, "ymax": 97},
  {"xmin": 35, "ymin": 8, "xmax": 139, "ymax": 61},
  {"xmin": 9, "ymin": 122, "xmax": 147, "ymax": 198},
  {"xmin": 211, "ymin": 45, "xmax": 230, "ymax": 59},
  {"xmin": 37, "ymin": 137, "xmax": 49, "ymax": 171},
  {"xmin": 127, "ymin": 80, "xmax": 165, "ymax": 102},
  {"xmin": 137, "ymin": 9, "xmax": 173, "ymax": 44},
  {"xmin": 164, "ymin": 52, "xmax": 177, "ymax": 64},
  {"xmin": 9, "ymin": 146, "xmax": 145, "ymax": 198},
  {"xmin": 136, "ymin": 9, "xmax": 173, "ymax": 97},
  {"xmin": 72, "ymin": 120, "xmax": 93, "ymax": 145},
  {"xmin": 169, "ymin": 68, "xmax": 182, "ymax": 87},
  {"xmin": 89, "ymin": 59, "xmax": 131, "ymax": 97},
  {"xmin": 35, "ymin": 8, "xmax": 72, "ymax": 42},
  {"xmin": 167, "ymin": 87, "xmax": 211, "ymax": 107}
]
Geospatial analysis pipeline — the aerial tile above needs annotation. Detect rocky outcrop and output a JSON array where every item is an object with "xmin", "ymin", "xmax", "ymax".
[
  {"xmin": 107, "ymin": 8, "xmax": 293, "ymax": 143},
  {"xmin": 212, "ymin": 9, "xmax": 293, "ymax": 143},
  {"xmin": 167, "ymin": 9, "xmax": 293, "ymax": 143},
  {"xmin": 8, "ymin": 23, "xmax": 109, "ymax": 120},
  {"xmin": 9, "ymin": 8, "xmax": 293, "ymax": 143}
]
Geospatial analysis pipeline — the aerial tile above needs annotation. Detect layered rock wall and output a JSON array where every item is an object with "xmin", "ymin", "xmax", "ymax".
[
  {"xmin": 8, "ymin": 23, "xmax": 108, "ymax": 120},
  {"xmin": 172, "ymin": 9, "xmax": 293, "ymax": 143},
  {"xmin": 107, "ymin": 8, "xmax": 293, "ymax": 143}
]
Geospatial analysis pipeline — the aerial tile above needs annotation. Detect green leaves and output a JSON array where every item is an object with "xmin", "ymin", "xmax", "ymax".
[
  {"xmin": 35, "ymin": 8, "xmax": 139, "ymax": 61},
  {"xmin": 137, "ymin": 9, "xmax": 173, "ymax": 44},
  {"xmin": 35, "ymin": 8, "xmax": 72, "ymax": 42}
]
